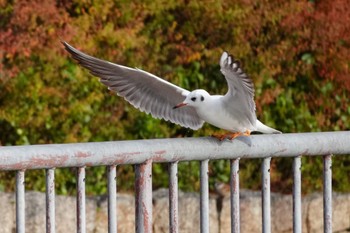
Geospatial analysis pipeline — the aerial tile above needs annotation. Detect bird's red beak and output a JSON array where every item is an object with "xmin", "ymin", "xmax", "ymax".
[{"xmin": 173, "ymin": 102, "xmax": 187, "ymax": 109}]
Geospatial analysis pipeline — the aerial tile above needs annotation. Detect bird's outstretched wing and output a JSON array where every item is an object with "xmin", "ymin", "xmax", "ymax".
[
  {"xmin": 62, "ymin": 41, "xmax": 204, "ymax": 130},
  {"xmin": 219, "ymin": 52, "xmax": 257, "ymax": 127}
]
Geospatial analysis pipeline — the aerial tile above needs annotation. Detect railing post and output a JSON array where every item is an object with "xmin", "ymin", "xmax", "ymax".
[
  {"xmin": 16, "ymin": 170, "xmax": 25, "ymax": 233},
  {"xmin": 323, "ymin": 154, "xmax": 332, "ymax": 233},
  {"xmin": 135, "ymin": 159, "xmax": 152, "ymax": 233},
  {"xmin": 108, "ymin": 165, "xmax": 117, "ymax": 233},
  {"xmin": 169, "ymin": 162, "xmax": 178, "ymax": 233},
  {"xmin": 46, "ymin": 168, "xmax": 55, "ymax": 233},
  {"xmin": 77, "ymin": 167, "xmax": 86, "ymax": 233},
  {"xmin": 293, "ymin": 157, "xmax": 302, "ymax": 233},
  {"xmin": 262, "ymin": 157, "xmax": 271, "ymax": 233},
  {"xmin": 230, "ymin": 159, "xmax": 240, "ymax": 233},
  {"xmin": 200, "ymin": 159, "xmax": 209, "ymax": 233}
]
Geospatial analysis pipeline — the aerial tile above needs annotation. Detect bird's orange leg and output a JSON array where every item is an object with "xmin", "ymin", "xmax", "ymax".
[
  {"xmin": 226, "ymin": 132, "xmax": 242, "ymax": 140},
  {"xmin": 227, "ymin": 130, "xmax": 251, "ymax": 140},
  {"xmin": 212, "ymin": 130, "xmax": 251, "ymax": 141},
  {"xmin": 211, "ymin": 132, "xmax": 229, "ymax": 141}
]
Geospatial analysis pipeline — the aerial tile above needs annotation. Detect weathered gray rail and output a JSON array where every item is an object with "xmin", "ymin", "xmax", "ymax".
[{"xmin": 0, "ymin": 131, "xmax": 349, "ymax": 233}]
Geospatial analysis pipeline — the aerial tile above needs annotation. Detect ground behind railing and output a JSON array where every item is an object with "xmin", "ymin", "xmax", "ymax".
[{"xmin": 0, "ymin": 189, "xmax": 349, "ymax": 233}]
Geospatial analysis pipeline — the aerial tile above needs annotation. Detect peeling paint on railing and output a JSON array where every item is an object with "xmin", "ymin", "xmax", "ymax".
[
  {"xmin": 1, "ymin": 131, "xmax": 349, "ymax": 233},
  {"xmin": 0, "ymin": 132, "xmax": 349, "ymax": 171}
]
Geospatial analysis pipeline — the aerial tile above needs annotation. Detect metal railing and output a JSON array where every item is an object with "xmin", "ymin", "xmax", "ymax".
[{"xmin": 0, "ymin": 131, "xmax": 349, "ymax": 233}]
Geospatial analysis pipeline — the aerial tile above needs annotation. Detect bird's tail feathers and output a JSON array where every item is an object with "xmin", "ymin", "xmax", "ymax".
[{"xmin": 256, "ymin": 120, "xmax": 282, "ymax": 134}]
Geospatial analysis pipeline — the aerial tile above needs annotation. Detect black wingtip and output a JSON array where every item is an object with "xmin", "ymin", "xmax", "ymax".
[
  {"xmin": 61, "ymin": 41, "xmax": 81, "ymax": 60},
  {"xmin": 60, "ymin": 40, "xmax": 68, "ymax": 48},
  {"xmin": 61, "ymin": 41, "xmax": 77, "ymax": 54},
  {"xmin": 61, "ymin": 41, "xmax": 72, "ymax": 54}
]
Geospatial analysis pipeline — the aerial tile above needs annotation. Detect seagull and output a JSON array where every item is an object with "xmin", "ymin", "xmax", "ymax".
[{"xmin": 62, "ymin": 41, "xmax": 281, "ymax": 140}]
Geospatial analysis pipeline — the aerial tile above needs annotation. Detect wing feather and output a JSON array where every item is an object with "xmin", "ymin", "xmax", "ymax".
[
  {"xmin": 62, "ymin": 41, "xmax": 204, "ymax": 130},
  {"xmin": 219, "ymin": 52, "xmax": 257, "ymax": 127}
]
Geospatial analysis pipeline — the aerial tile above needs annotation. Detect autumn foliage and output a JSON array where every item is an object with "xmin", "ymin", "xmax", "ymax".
[{"xmin": 0, "ymin": 0, "xmax": 349, "ymax": 194}]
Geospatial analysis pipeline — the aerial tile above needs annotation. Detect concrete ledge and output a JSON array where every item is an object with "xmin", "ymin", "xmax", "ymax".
[{"xmin": 0, "ymin": 190, "xmax": 349, "ymax": 233}]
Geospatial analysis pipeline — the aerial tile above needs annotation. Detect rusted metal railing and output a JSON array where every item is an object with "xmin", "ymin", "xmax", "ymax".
[{"xmin": 1, "ymin": 131, "xmax": 350, "ymax": 233}]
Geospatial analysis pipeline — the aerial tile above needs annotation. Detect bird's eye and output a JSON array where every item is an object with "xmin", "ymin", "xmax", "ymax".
[
  {"xmin": 191, "ymin": 97, "xmax": 196, "ymax": 102},
  {"xmin": 201, "ymin": 96, "xmax": 204, "ymax": 101}
]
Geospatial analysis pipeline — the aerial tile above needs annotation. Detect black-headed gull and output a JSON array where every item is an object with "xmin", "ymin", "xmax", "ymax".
[{"xmin": 62, "ymin": 41, "xmax": 281, "ymax": 140}]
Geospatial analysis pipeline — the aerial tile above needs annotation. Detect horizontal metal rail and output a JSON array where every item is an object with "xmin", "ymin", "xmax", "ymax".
[
  {"xmin": 3, "ymin": 131, "xmax": 349, "ymax": 233},
  {"xmin": 0, "ymin": 131, "xmax": 349, "ymax": 170}
]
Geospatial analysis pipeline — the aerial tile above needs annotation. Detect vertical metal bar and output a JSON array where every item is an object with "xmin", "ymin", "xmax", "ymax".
[
  {"xmin": 200, "ymin": 159, "xmax": 209, "ymax": 233},
  {"xmin": 169, "ymin": 162, "xmax": 178, "ymax": 233},
  {"xmin": 16, "ymin": 170, "xmax": 25, "ymax": 233},
  {"xmin": 323, "ymin": 154, "xmax": 332, "ymax": 233},
  {"xmin": 77, "ymin": 167, "xmax": 86, "ymax": 233},
  {"xmin": 46, "ymin": 168, "xmax": 55, "ymax": 233},
  {"xmin": 262, "ymin": 157, "xmax": 271, "ymax": 233},
  {"xmin": 108, "ymin": 165, "xmax": 117, "ymax": 233},
  {"xmin": 293, "ymin": 157, "xmax": 302, "ymax": 233},
  {"xmin": 230, "ymin": 159, "xmax": 240, "ymax": 233},
  {"xmin": 135, "ymin": 159, "xmax": 152, "ymax": 233}
]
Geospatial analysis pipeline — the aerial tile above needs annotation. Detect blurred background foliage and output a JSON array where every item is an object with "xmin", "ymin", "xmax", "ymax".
[{"xmin": 0, "ymin": 0, "xmax": 349, "ymax": 196}]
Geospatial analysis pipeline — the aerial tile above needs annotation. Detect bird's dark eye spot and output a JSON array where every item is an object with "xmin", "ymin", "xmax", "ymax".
[
  {"xmin": 191, "ymin": 97, "xmax": 196, "ymax": 102},
  {"xmin": 201, "ymin": 96, "xmax": 204, "ymax": 101}
]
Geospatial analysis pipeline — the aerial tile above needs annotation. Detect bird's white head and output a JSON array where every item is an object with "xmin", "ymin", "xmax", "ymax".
[{"xmin": 173, "ymin": 89, "xmax": 210, "ymax": 109}]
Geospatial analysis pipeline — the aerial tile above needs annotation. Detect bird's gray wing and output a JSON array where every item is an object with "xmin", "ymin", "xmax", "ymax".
[
  {"xmin": 62, "ymin": 41, "xmax": 204, "ymax": 130},
  {"xmin": 219, "ymin": 52, "xmax": 257, "ymax": 126}
]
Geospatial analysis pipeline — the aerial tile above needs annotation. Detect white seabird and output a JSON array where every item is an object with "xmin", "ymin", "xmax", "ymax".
[{"xmin": 62, "ymin": 41, "xmax": 281, "ymax": 140}]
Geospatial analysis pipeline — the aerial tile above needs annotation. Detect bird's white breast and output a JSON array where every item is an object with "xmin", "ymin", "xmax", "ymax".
[{"xmin": 195, "ymin": 95, "xmax": 256, "ymax": 132}]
